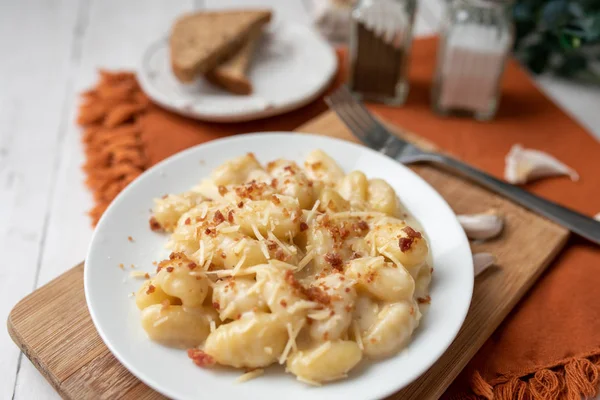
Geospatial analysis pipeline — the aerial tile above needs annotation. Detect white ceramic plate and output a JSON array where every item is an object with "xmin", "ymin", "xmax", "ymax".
[
  {"xmin": 85, "ymin": 133, "xmax": 473, "ymax": 400},
  {"xmin": 138, "ymin": 22, "xmax": 337, "ymax": 122}
]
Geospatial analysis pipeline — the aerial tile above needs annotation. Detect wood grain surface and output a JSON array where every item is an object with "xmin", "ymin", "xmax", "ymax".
[{"xmin": 7, "ymin": 111, "xmax": 569, "ymax": 400}]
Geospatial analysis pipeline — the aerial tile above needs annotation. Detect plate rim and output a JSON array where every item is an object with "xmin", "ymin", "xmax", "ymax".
[
  {"xmin": 138, "ymin": 22, "xmax": 338, "ymax": 123},
  {"xmin": 84, "ymin": 132, "xmax": 474, "ymax": 400}
]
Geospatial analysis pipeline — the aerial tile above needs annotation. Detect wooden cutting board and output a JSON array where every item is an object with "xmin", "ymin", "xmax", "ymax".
[{"xmin": 7, "ymin": 111, "xmax": 569, "ymax": 400}]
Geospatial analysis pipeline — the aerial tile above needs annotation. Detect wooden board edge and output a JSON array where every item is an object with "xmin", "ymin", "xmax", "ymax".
[{"xmin": 7, "ymin": 262, "xmax": 85, "ymax": 398}]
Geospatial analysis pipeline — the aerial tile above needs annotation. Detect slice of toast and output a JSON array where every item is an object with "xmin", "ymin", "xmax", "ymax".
[
  {"xmin": 205, "ymin": 24, "xmax": 264, "ymax": 95},
  {"xmin": 170, "ymin": 9, "xmax": 272, "ymax": 83}
]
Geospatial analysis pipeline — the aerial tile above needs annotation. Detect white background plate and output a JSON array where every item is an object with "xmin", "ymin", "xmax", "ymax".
[
  {"xmin": 138, "ymin": 22, "xmax": 337, "ymax": 122},
  {"xmin": 85, "ymin": 133, "xmax": 473, "ymax": 400}
]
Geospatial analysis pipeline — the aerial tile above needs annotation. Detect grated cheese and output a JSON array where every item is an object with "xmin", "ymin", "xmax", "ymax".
[
  {"xmin": 200, "ymin": 203, "xmax": 209, "ymax": 219},
  {"xmin": 210, "ymin": 320, "xmax": 216, "ymax": 333},
  {"xmin": 231, "ymin": 252, "xmax": 247, "ymax": 275},
  {"xmin": 268, "ymin": 281, "xmax": 283, "ymax": 305},
  {"xmin": 189, "ymin": 271, "xmax": 204, "ymax": 276},
  {"xmin": 287, "ymin": 300, "xmax": 319, "ymax": 314},
  {"xmin": 130, "ymin": 271, "xmax": 149, "ymax": 279},
  {"xmin": 307, "ymin": 309, "xmax": 332, "ymax": 320},
  {"xmin": 268, "ymin": 232, "xmax": 295, "ymax": 256},
  {"xmin": 279, "ymin": 320, "xmax": 305, "ymax": 364},
  {"xmin": 198, "ymin": 240, "xmax": 205, "ymax": 266},
  {"xmin": 352, "ymin": 321, "xmax": 364, "ymax": 351},
  {"xmin": 305, "ymin": 200, "xmax": 320, "ymax": 224},
  {"xmin": 296, "ymin": 249, "xmax": 315, "ymax": 272},
  {"xmin": 247, "ymin": 278, "xmax": 265, "ymax": 295},
  {"xmin": 219, "ymin": 225, "xmax": 240, "ymax": 233},
  {"xmin": 236, "ymin": 369, "xmax": 264, "ymax": 383},
  {"xmin": 296, "ymin": 376, "xmax": 322, "ymax": 387},
  {"xmin": 259, "ymin": 241, "xmax": 270, "ymax": 260},
  {"xmin": 251, "ymin": 223, "xmax": 266, "ymax": 241},
  {"xmin": 305, "ymin": 340, "xmax": 332, "ymax": 363},
  {"xmin": 153, "ymin": 316, "xmax": 169, "ymax": 327}
]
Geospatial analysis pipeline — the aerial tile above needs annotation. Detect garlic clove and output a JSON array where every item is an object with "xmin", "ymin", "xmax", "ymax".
[
  {"xmin": 473, "ymin": 253, "xmax": 496, "ymax": 277},
  {"xmin": 457, "ymin": 210, "xmax": 504, "ymax": 240},
  {"xmin": 504, "ymin": 144, "xmax": 579, "ymax": 185},
  {"xmin": 594, "ymin": 213, "xmax": 600, "ymax": 222}
]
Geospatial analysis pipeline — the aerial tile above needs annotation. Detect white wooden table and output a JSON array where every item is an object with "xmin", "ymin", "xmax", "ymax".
[{"xmin": 1, "ymin": 1, "xmax": 599, "ymax": 399}]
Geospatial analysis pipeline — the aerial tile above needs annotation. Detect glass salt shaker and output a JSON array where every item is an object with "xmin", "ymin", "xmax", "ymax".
[
  {"xmin": 348, "ymin": 0, "xmax": 417, "ymax": 105},
  {"xmin": 432, "ymin": 0, "xmax": 514, "ymax": 120}
]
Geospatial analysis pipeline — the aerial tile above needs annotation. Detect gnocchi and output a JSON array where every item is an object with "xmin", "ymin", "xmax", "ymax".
[{"xmin": 137, "ymin": 151, "xmax": 432, "ymax": 385}]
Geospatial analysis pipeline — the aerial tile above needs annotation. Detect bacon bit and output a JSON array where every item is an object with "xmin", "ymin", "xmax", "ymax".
[
  {"xmin": 275, "ymin": 249, "xmax": 286, "ymax": 261},
  {"xmin": 300, "ymin": 222, "xmax": 308, "ymax": 231},
  {"xmin": 307, "ymin": 180, "xmax": 314, "ymax": 187},
  {"xmin": 149, "ymin": 217, "xmax": 162, "ymax": 231},
  {"xmin": 227, "ymin": 210, "xmax": 235, "ymax": 223},
  {"xmin": 146, "ymin": 285, "xmax": 156, "ymax": 294},
  {"xmin": 357, "ymin": 220, "xmax": 369, "ymax": 231},
  {"xmin": 205, "ymin": 227, "xmax": 216, "ymax": 236},
  {"xmin": 237, "ymin": 201, "xmax": 244, "ymax": 208},
  {"xmin": 184, "ymin": 217, "xmax": 191, "ymax": 225},
  {"xmin": 279, "ymin": 299, "xmax": 288, "ymax": 308},
  {"xmin": 399, "ymin": 238, "xmax": 412, "ymax": 252},
  {"xmin": 118, "ymin": 263, "xmax": 124, "ymax": 269},
  {"xmin": 285, "ymin": 270, "xmax": 331, "ymax": 305},
  {"xmin": 306, "ymin": 317, "xmax": 313, "ymax": 325},
  {"xmin": 339, "ymin": 276, "xmax": 345, "ymax": 281},
  {"xmin": 344, "ymin": 287, "xmax": 351, "ymax": 293},
  {"xmin": 266, "ymin": 240, "xmax": 277, "ymax": 251},
  {"xmin": 329, "ymin": 310, "xmax": 335, "ymax": 316},
  {"xmin": 166, "ymin": 266, "xmax": 174, "ymax": 273},
  {"xmin": 324, "ymin": 253, "xmax": 343, "ymax": 271},
  {"xmin": 213, "ymin": 210, "xmax": 225, "ymax": 224},
  {"xmin": 418, "ymin": 296, "xmax": 431, "ymax": 304},
  {"xmin": 188, "ymin": 349, "xmax": 215, "ymax": 368},
  {"xmin": 282, "ymin": 208, "xmax": 290, "ymax": 217},
  {"xmin": 340, "ymin": 227, "xmax": 350, "ymax": 240},
  {"xmin": 404, "ymin": 226, "xmax": 422, "ymax": 239},
  {"xmin": 270, "ymin": 178, "xmax": 278, "ymax": 188},
  {"xmin": 345, "ymin": 305, "xmax": 353, "ymax": 312},
  {"xmin": 270, "ymin": 195, "xmax": 281, "ymax": 205},
  {"xmin": 144, "ymin": 273, "xmax": 150, "ymax": 279},
  {"xmin": 212, "ymin": 302, "xmax": 220, "ymax": 310},
  {"xmin": 236, "ymin": 313, "xmax": 242, "ymax": 320},
  {"xmin": 188, "ymin": 262, "xmax": 197, "ymax": 270},
  {"xmin": 127, "ymin": 236, "xmax": 134, "ymax": 242},
  {"xmin": 323, "ymin": 332, "xmax": 329, "ymax": 340},
  {"xmin": 218, "ymin": 185, "xmax": 228, "ymax": 196}
]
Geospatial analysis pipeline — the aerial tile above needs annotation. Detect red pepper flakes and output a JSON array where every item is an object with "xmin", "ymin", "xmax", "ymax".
[
  {"xmin": 184, "ymin": 217, "xmax": 191, "ymax": 225},
  {"xmin": 212, "ymin": 302, "xmax": 220, "ymax": 310},
  {"xmin": 213, "ymin": 210, "xmax": 225, "ymax": 224},
  {"xmin": 218, "ymin": 185, "xmax": 228, "ymax": 196},
  {"xmin": 227, "ymin": 210, "xmax": 235, "ymax": 223},
  {"xmin": 237, "ymin": 201, "xmax": 244, "ymax": 208},
  {"xmin": 270, "ymin": 195, "xmax": 281, "ymax": 205},
  {"xmin": 300, "ymin": 222, "xmax": 309, "ymax": 231},
  {"xmin": 166, "ymin": 266, "xmax": 174, "ymax": 273},
  {"xmin": 188, "ymin": 262, "xmax": 197, "ymax": 270}
]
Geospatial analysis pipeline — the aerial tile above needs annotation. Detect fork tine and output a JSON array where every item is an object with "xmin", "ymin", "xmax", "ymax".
[
  {"xmin": 333, "ymin": 86, "xmax": 386, "ymax": 132},
  {"xmin": 325, "ymin": 88, "xmax": 374, "ymax": 139}
]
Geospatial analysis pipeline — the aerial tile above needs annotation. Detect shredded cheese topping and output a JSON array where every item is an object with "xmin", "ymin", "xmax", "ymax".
[
  {"xmin": 236, "ymin": 369, "xmax": 264, "ymax": 383},
  {"xmin": 305, "ymin": 200, "xmax": 320, "ymax": 224}
]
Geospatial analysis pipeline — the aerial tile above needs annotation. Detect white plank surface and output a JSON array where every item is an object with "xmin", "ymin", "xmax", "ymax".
[{"xmin": 1, "ymin": 0, "xmax": 599, "ymax": 399}]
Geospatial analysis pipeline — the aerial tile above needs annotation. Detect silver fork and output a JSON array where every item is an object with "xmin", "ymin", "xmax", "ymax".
[{"xmin": 325, "ymin": 86, "xmax": 600, "ymax": 245}]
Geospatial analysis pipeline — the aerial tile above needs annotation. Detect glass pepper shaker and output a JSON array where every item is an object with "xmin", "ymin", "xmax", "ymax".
[
  {"xmin": 432, "ymin": 0, "xmax": 514, "ymax": 120},
  {"xmin": 348, "ymin": 0, "xmax": 417, "ymax": 105}
]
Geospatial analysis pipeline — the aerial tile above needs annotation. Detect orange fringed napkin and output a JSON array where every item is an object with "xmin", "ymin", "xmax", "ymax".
[{"xmin": 77, "ymin": 37, "xmax": 600, "ymax": 399}]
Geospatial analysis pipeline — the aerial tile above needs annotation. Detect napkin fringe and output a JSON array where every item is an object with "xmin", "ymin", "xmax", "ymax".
[
  {"xmin": 468, "ymin": 355, "xmax": 600, "ymax": 400},
  {"xmin": 77, "ymin": 70, "xmax": 150, "ymax": 225}
]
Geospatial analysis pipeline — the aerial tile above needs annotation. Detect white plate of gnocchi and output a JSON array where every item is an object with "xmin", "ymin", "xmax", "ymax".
[{"xmin": 85, "ymin": 133, "xmax": 473, "ymax": 400}]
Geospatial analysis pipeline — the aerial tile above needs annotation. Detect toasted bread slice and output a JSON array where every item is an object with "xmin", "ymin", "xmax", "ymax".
[
  {"xmin": 205, "ymin": 24, "xmax": 264, "ymax": 95},
  {"xmin": 170, "ymin": 9, "xmax": 272, "ymax": 83}
]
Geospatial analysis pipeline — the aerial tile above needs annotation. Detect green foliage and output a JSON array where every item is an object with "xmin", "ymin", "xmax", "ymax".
[{"xmin": 513, "ymin": 0, "xmax": 600, "ymax": 82}]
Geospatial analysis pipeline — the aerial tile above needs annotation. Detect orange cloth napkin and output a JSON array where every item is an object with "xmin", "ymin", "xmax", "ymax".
[{"xmin": 77, "ymin": 37, "xmax": 600, "ymax": 399}]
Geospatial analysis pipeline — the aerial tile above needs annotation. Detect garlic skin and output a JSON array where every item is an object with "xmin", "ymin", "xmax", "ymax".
[
  {"xmin": 473, "ymin": 253, "xmax": 496, "ymax": 277},
  {"xmin": 457, "ymin": 211, "xmax": 503, "ymax": 240},
  {"xmin": 504, "ymin": 144, "xmax": 579, "ymax": 184}
]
